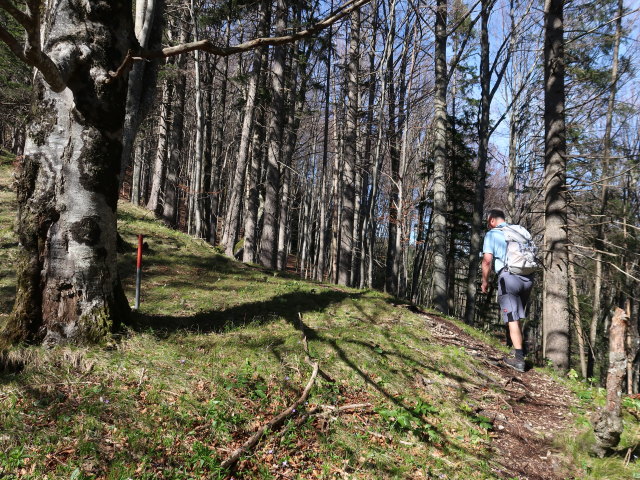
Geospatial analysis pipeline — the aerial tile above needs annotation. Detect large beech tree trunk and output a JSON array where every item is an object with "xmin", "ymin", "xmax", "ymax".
[{"xmin": 4, "ymin": 1, "xmax": 135, "ymax": 345}]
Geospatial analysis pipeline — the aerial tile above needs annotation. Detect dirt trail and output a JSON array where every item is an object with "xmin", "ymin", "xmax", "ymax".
[{"xmin": 419, "ymin": 310, "xmax": 577, "ymax": 480}]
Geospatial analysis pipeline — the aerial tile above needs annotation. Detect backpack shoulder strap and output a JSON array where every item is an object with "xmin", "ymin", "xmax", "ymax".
[{"xmin": 499, "ymin": 224, "xmax": 531, "ymax": 242}]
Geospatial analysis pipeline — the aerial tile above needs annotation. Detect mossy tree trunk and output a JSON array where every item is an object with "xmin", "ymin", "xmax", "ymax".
[{"xmin": 3, "ymin": 1, "xmax": 135, "ymax": 346}]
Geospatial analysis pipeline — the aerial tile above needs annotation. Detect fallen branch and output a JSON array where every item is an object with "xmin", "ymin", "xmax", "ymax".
[{"xmin": 220, "ymin": 361, "xmax": 319, "ymax": 471}]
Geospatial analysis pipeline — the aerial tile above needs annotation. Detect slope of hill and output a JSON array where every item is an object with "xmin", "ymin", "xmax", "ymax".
[{"xmin": 1, "ymin": 156, "xmax": 639, "ymax": 479}]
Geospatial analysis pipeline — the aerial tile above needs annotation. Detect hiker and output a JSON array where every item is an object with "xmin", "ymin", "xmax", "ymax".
[{"xmin": 481, "ymin": 209, "xmax": 536, "ymax": 372}]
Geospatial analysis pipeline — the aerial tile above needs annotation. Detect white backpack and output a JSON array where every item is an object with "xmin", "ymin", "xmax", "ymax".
[{"xmin": 497, "ymin": 224, "xmax": 540, "ymax": 275}]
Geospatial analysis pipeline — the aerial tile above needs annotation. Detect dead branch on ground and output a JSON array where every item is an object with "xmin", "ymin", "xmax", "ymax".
[{"xmin": 220, "ymin": 361, "xmax": 319, "ymax": 470}]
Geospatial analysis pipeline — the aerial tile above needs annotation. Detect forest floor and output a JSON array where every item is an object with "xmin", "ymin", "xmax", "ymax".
[{"xmin": 1, "ymin": 154, "xmax": 639, "ymax": 479}]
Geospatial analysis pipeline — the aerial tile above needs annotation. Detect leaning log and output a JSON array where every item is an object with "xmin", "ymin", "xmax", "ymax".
[{"xmin": 592, "ymin": 307, "xmax": 628, "ymax": 457}]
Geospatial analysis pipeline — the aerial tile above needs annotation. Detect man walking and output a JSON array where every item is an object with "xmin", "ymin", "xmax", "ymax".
[{"xmin": 481, "ymin": 209, "xmax": 534, "ymax": 372}]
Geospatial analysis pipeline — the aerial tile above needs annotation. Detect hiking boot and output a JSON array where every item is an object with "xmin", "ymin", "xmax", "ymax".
[{"xmin": 503, "ymin": 356, "xmax": 525, "ymax": 373}]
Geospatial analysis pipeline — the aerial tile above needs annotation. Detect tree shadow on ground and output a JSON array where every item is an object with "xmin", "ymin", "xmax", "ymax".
[
  {"xmin": 129, "ymin": 288, "xmax": 364, "ymax": 335},
  {"xmin": 289, "ymin": 315, "xmax": 492, "ymax": 464}
]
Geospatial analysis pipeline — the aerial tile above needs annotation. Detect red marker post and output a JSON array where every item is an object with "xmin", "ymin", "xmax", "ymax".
[{"xmin": 135, "ymin": 234, "xmax": 143, "ymax": 310}]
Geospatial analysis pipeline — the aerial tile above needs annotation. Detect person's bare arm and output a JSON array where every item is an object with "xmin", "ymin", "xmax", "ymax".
[{"xmin": 481, "ymin": 253, "xmax": 493, "ymax": 293}]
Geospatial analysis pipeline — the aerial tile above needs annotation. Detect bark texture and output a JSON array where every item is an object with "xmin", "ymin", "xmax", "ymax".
[
  {"xmin": 259, "ymin": 0, "xmax": 287, "ymax": 269},
  {"xmin": 431, "ymin": 0, "xmax": 449, "ymax": 313},
  {"xmin": 592, "ymin": 307, "xmax": 628, "ymax": 457},
  {"xmin": 4, "ymin": 1, "xmax": 135, "ymax": 345},
  {"xmin": 464, "ymin": 0, "xmax": 490, "ymax": 324},
  {"xmin": 222, "ymin": 0, "xmax": 267, "ymax": 257},
  {"xmin": 543, "ymin": 0, "xmax": 569, "ymax": 371},
  {"xmin": 339, "ymin": 10, "xmax": 360, "ymax": 286}
]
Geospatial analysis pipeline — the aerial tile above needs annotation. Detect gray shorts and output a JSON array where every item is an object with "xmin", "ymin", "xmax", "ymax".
[{"xmin": 497, "ymin": 270, "xmax": 534, "ymax": 323}]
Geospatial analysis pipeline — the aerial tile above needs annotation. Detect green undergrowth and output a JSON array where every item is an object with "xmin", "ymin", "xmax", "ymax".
[
  {"xmin": 549, "ymin": 372, "xmax": 640, "ymax": 480},
  {"xmin": 0, "ymin": 165, "xmax": 638, "ymax": 479}
]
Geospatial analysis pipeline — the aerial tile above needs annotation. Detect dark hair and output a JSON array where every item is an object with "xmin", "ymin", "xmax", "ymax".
[{"xmin": 487, "ymin": 209, "xmax": 505, "ymax": 221}]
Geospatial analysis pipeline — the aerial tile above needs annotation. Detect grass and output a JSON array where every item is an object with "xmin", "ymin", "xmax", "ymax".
[
  {"xmin": 0, "ymin": 156, "xmax": 639, "ymax": 479},
  {"xmin": 0, "ymin": 151, "xmax": 16, "ymax": 316},
  {"xmin": 551, "ymin": 374, "xmax": 640, "ymax": 480}
]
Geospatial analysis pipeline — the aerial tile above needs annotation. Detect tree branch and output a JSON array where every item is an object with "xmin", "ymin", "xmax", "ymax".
[
  {"xmin": 0, "ymin": 22, "xmax": 28, "ymax": 63},
  {"xmin": 0, "ymin": 0, "xmax": 32, "ymax": 28},
  {"xmin": 220, "ymin": 362, "xmax": 319, "ymax": 471},
  {"xmin": 108, "ymin": 0, "xmax": 373, "ymax": 80},
  {"xmin": 446, "ymin": 10, "xmax": 482, "ymax": 85},
  {"xmin": 0, "ymin": 1, "xmax": 67, "ymax": 92}
]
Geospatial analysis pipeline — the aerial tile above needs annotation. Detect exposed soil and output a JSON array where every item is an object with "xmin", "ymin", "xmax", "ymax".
[{"xmin": 419, "ymin": 309, "xmax": 578, "ymax": 480}]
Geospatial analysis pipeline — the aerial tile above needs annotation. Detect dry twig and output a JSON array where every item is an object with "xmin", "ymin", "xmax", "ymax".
[{"xmin": 220, "ymin": 362, "xmax": 319, "ymax": 470}]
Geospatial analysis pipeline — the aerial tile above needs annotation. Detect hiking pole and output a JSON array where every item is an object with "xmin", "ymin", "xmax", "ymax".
[{"xmin": 134, "ymin": 234, "xmax": 143, "ymax": 310}]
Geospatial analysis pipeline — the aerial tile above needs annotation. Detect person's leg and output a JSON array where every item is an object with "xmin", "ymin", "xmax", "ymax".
[
  {"xmin": 498, "ymin": 272, "xmax": 526, "ymax": 372},
  {"xmin": 511, "ymin": 275, "xmax": 533, "ymax": 358},
  {"xmin": 508, "ymin": 321, "xmax": 523, "ymax": 351},
  {"xmin": 505, "ymin": 324, "xmax": 513, "ymax": 347}
]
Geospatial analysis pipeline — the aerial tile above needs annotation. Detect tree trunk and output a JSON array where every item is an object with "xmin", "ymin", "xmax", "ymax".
[
  {"xmin": 568, "ymin": 247, "xmax": 588, "ymax": 378},
  {"xmin": 315, "ymin": 6, "xmax": 335, "ymax": 282},
  {"xmin": 279, "ymin": 28, "xmax": 310, "ymax": 271},
  {"xmin": 395, "ymin": 21, "xmax": 416, "ymax": 300},
  {"xmin": 338, "ymin": 9, "xmax": 360, "ymax": 286},
  {"xmin": 592, "ymin": 307, "xmax": 628, "ymax": 457},
  {"xmin": 277, "ymin": 166, "xmax": 291, "ymax": 270},
  {"xmin": 259, "ymin": 0, "xmax": 287, "ymax": 269},
  {"xmin": 131, "ymin": 139, "xmax": 144, "ymax": 205},
  {"xmin": 120, "ymin": 0, "xmax": 159, "ymax": 197},
  {"xmin": 162, "ymin": 24, "xmax": 190, "ymax": 227},
  {"xmin": 543, "ymin": 0, "xmax": 569, "ymax": 372},
  {"xmin": 208, "ymin": 24, "xmax": 231, "ymax": 246},
  {"xmin": 242, "ymin": 100, "xmax": 267, "ymax": 264},
  {"xmin": 222, "ymin": 2, "xmax": 267, "ymax": 256},
  {"xmin": 464, "ymin": 0, "xmax": 491, "ymax": 324},
  {"xmin": 431, "ymin": 0, "xmax": 449, "ymax": 313},
  {"xmin": 191, "ymin": 3, "xmax": 206, "ymax": 238},
  {"xmin": 385, "ymin": 10, "xmax": 399, "ymax": 296},
  {"xmin": 330, "ymin": 107, "xmax": 343, "ymax": 284},
  {"xmin": 146, "ymin": 76, "xmax": 172, "ymax": 214},
  {"xmin": 3, "ymin": 1, "xmax": 135, "ymax": 346},
  {"xmin": 359, "ymin": 3, "xmax": 378, "ymax": 289},
  {"xmin": 628, "ymin": 299, "xmax": 640, "ymax": 394},
  {"xmin": 200, "ymin": 56, "xmax": 214, "ymax": 243}
]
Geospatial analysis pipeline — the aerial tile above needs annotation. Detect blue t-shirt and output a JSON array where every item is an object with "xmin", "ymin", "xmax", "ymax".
[{"xmin": 483, "ymin": 222, "xmax": 508, "ymax": 273}]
